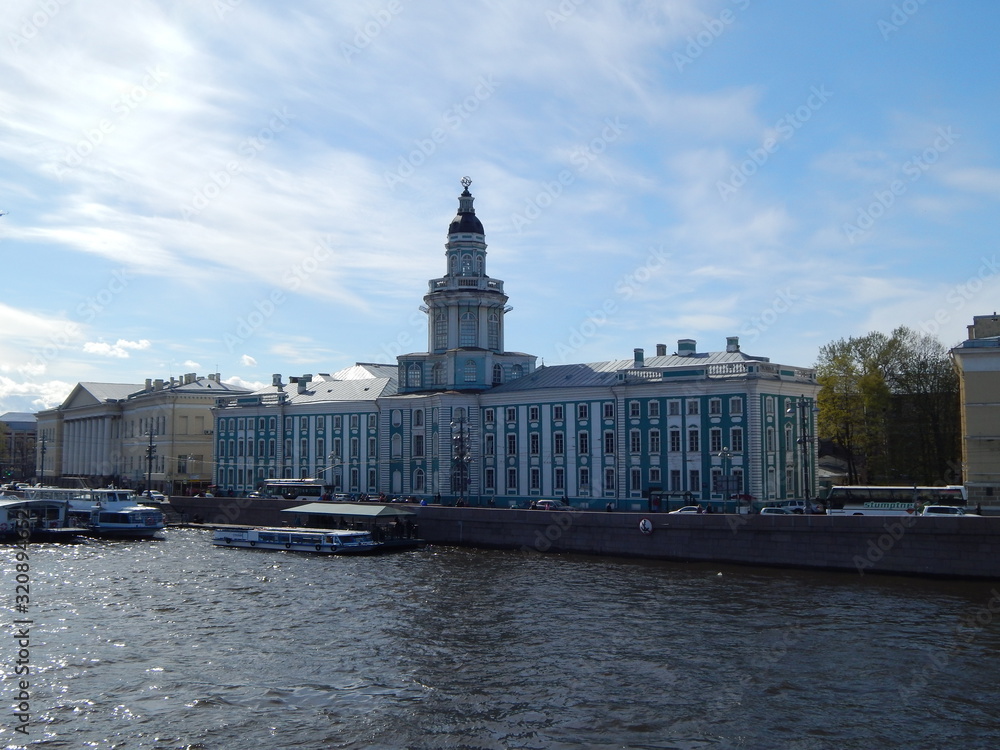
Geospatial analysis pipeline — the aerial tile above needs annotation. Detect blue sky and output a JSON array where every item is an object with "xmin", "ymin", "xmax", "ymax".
[{"xmin": 2, "ymin": 0, "xmax": 998, "ymax": 415}]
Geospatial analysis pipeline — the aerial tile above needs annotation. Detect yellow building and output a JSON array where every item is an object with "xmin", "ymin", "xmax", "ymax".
[
  {"xmin": 35, "ymin": 374, "xmax": 251, "ymax": 494},
  {"xmin": 950, "ymin": 314, "xmax": 1000, "ymax": 506}
]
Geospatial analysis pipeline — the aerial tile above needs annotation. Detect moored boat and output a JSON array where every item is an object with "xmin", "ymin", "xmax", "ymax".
[
  {"xmin": 25, "ymin": 487, "xmax": 165, "ymax": 538},
  {"xmin": 212, "ymin": 526, "xmax": 380, "ymax": 554},
  {"xmin": 0, "ymin": 496, "xmax": 84, "ymax": 542}
]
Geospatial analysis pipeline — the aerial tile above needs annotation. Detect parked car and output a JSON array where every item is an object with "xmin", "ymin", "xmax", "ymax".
[
  {"xmin": 535, "ymin": 499, "xmax": 571, "ymax": 511},
  {"xmin": 668, "ymin": 506, "xmax": 703, "ymax": 514},
  {"xmin": 760, "ymin": 507, "xmax": 794, "ymax": 515},
  {"xmin": 920, "ymin": 505, "xmax": 966, "ymax": 516},
  {"xmin": 143, "ymin": 490, "xmax": 168, "ymax": 504}
]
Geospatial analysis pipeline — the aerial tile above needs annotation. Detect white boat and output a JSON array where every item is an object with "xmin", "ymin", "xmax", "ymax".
[
  {"xmin": 0, "ymin": 496, "xmax": 83, "ymax": 541},
  {"xmin": 212, "ymin": 526, "xmax": 379, "ymax": 554},
  {"xmin": 25, "ymin": 487, "xmax": 165, "ymax": 538}
]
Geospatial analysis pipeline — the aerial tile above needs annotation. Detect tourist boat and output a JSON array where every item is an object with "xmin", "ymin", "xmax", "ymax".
[
  {"xmin": 212, "ymin": 526, "xmax": 380, "ymax": 554},
  {"xmin": 0, "ymin": 496, "xmax": 84, "ymax": 541},
  {"xmin": 24, "ymin": 487, "xmax": 165, "ymax": 538}
]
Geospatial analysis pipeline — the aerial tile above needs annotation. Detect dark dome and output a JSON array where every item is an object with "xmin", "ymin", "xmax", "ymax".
[{"xmin": 449, "ymin": 212, "xmax": 484, "ymax": 235}]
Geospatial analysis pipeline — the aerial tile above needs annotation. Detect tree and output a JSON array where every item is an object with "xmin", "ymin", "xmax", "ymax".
[{"xmin": 816, "ymin": 327, "xmax": 959, "ymax": 485}]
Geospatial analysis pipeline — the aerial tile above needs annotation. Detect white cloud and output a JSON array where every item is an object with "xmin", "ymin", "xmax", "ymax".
[
  {"xmin": 0, "ymin": 376, "xmax": 73, "ymax": 412},
  {"xmin": 83, "ymin": 339, "xmax": 151, "ymax": 358},
  {"xmin": 240, "ymin": 355, "xmax": 257, "ymax": 367}
]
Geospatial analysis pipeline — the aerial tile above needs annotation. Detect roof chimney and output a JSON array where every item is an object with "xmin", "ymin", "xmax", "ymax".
[
  {"xmin": 726, "ymin": 336, "xmax": 740, "ymax": 353},
  {"xmin": 154, "ymin": 378, "xmax": 164, "ymax": 390},
  {"xmin": 677, "ymin": 339, "xmax": 696, "ymax": 357},
  {"xmin": 145, "ymin": 378, "xmax": 152, "ymax": 391},
  {"xmin": 297, "ymin": 374, "xmax": 313, "ymax": 394},
  {"xmin": 656, "ymin": 343, "xmax": 667, "ymax": 357},
  {"xmin": 272, "ymin": 374, "xmax": 284, "ymax": 389},
  {"xmin": 633, "ymin": 348, "xmax": 644, "ymax": 367}
]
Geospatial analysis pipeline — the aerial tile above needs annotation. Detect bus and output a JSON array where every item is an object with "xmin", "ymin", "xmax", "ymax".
[
  {"xmin": 258, "ymin": 479, "xmax": 325, "ymax": 502},
  {"xmin": 825, "ymin": 485, "xmax": 966, "ymax": 516}
]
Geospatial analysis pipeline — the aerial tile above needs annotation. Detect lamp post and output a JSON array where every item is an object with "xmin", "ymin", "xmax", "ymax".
[
  {"xmin": 144, "ymin": 431, "xmax": 157, "ymax": 494},
  {"xmin": 785, "ymin": 397, "xmax": 814, "ymax": 510},
  {"xmin": 715, "ymin": 446, "xmax": 734, "ymax": 513},
  {"xmin": 451, "ymin": 414, "xmax": 471, "ymax": 505}
]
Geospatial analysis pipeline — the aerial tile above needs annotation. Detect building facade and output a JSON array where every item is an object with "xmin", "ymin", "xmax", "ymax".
[
  {"xmin": 213, "ymin": 181, "xmax": 820, "ymax": 509},
  {"xmin": 35, "ymin": 374, "xmax": 250, "ymax": 493},
  {"xmin": 0, "ymin": 412, "xmax": 37, "ymax": 483},
  {"xmin": 951, "ymin": 314, "xmax": 1000, "ymax": 505}
]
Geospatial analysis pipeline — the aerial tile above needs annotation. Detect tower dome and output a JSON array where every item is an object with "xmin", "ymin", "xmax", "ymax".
[{"xmin": 448, "ymin": 176, "xmax": 484, "ymax": 235}]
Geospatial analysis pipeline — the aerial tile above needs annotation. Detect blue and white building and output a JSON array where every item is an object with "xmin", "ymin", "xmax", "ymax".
[{"xmin": 213, "ymin": 180, "xmax": 820, "ymax": 509}]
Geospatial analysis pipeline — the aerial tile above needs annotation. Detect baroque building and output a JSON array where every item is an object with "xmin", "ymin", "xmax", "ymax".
[{"xmin": 213, "ymin": 180, "xmax": 820, "ymax": 509}]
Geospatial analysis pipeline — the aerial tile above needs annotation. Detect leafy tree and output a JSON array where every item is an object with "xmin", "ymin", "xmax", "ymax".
[{"xmin": 816, "ymin": 327, "xmax": 959, "ymax": 485}]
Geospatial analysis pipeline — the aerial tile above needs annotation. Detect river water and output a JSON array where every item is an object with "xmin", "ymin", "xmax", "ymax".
[{"xmin": 3, "ymin": 528, "xmax": 1000, "ymax": 749}]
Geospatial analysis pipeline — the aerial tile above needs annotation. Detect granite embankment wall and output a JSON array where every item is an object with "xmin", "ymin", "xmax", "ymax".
[{"xmin": 168, "ymin": 497, "xmax": 1000, "ymax": 579}]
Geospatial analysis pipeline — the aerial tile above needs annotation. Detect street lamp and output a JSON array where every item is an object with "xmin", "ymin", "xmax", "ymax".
[
  {"xmin": 144, "ymin": 431, "xmax": 157, "ymax": 494},
  {"xmin": 715, "ymin": 446, "xmax": 735, "ymax": 513},
  {"xmin": 451, "ymin": 414, "xmax": 471, "ymax": 505},
  {"xmin": 785, "ymin": 397, "xmax": 815, "ymax": 510}
]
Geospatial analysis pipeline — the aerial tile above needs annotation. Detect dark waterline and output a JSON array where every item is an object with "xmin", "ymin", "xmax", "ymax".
[{"xmin": 3, "ymin": 529, "xmax": 1000, "ymax": 749}]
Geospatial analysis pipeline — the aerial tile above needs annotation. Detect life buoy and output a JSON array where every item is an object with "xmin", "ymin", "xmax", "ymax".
[
  {"xmin": 285, "ymin": 543, "xmax": 291, "ymax": 548},
  {"xmin": 224, "ymin": 538, "xmax": 231, "ymax": 544},
  {"xmin": 639, "ymin": 518, "xmax": 653, "ymax": 535},
  {"xmin": 250, "ymin": 541, "xmax": 256, "ymax": 546}
]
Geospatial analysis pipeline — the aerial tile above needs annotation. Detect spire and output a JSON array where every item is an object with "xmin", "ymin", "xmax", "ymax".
[{"xmin": 448, "ymin": 176, "xmax": 484, "ymax": 235}]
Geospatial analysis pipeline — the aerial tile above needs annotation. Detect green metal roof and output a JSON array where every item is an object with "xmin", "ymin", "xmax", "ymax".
[{"xmin": 283, "ymin": 502, "xmax": 416, "ymax": 518}]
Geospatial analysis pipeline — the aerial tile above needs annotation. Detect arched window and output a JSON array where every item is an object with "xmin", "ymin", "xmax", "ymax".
[
  {"xmin": 461, "ymin": 254, "xmax": 472, "ymax": 274},
  {"xmin": 407, "ymin": 363, "xmax": 422, "ymax": 388},
  {"xmin": 511, "ymin": 364, "xmax": 523, "ymax": 380},
  {"xmin": 413, "ymin": 468, "xmax": 425, "ymax": 492},
  {"xmin": 488, "ymin": 313, "xmax": 499, "ymax": 350},
  {"xmin": 464, "ymin": 360, "xmax": 477, "ymax": 383},
  {"xmin": 449, "ymin": 255, "xmax": 457, "ymax": 274},
  {"xmin": 460, "ymin": 312, "xmax": 477, "ymax": 346},
  {"xmin": 432, "ymin": 363, "xmax": 446, "ymax": 385},
  {"xmin": 492, "ymin": 363, "xmax": 503, "ymax": 386},
  {"xmin": 434, "ymin": 311, "xmax": 447, "ymax": 350},
  {"xmin": 477, "ymin": 255, "xmax": 484, "ymax": 275}
]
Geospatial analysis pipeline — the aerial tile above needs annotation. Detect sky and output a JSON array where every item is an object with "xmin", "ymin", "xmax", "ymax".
[{"xmin": 2, "ymin": 0, "xmax": 999, "ymax": 416}]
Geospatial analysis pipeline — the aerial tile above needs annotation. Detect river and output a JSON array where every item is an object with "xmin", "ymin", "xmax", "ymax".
[{"xmin": 3, "ymin": 528, "xmax": 999, "ymax": 749}]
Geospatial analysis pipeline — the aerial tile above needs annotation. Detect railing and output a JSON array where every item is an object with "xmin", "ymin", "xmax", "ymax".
[{"xmin": 428, "ymin": 277, "xmax": 505, "ymax": 293}]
